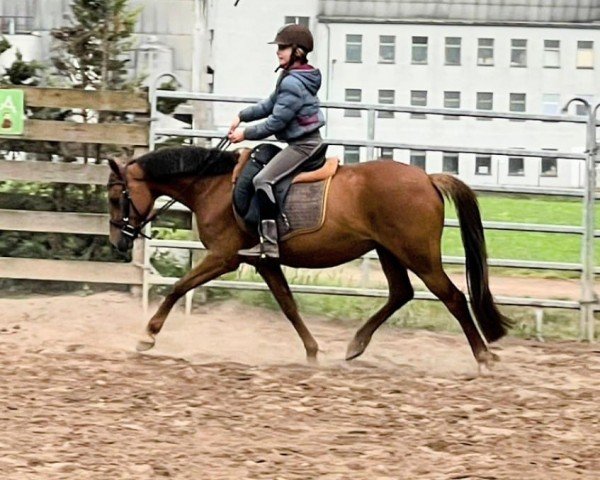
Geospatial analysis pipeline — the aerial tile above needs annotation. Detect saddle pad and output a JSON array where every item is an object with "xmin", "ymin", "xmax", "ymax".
[{"xmin": 277, "ymin": 177, "xmax": 331, "ymax": 241}]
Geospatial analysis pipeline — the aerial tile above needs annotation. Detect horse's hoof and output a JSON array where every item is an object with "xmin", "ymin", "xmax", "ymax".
[
  {"xmin": 476, "ymin": 350, "xmax": 499, "ymax": 370},
  {"xmin": 345, "ymin": 337, "xmax": 369, "ymax": 361},
  {"xmin": 136, "ymin": 333, "xmax": 156, "ymax": 352},
  {"xmin": 307, "ymin": 355, "xmax": 319, "ymax": 366}
]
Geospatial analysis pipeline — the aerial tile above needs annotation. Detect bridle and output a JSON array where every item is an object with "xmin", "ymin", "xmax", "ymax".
[
  {"xmin": 108, "ymin": 136, "xmax": 232, "ymax": 242},
  {"xmin": 108, "ymin": 164, "xmax": 154, "ymax": 241}
]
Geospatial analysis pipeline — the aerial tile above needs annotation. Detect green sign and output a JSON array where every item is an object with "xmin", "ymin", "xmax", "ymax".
[{"xmin": 0, "ymin": 89, "xmax": 24, "ymax": 135}]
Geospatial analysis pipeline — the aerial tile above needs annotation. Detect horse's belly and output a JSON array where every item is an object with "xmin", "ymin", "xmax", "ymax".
[{"xmin": 280, "ymin": 238, "xmax": 375, "ymax": 269}]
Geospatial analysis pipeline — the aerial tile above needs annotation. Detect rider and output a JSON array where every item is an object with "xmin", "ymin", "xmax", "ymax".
[{"xmin": 228, "ymin": 23, "xmax": 325, "ymax": 259}]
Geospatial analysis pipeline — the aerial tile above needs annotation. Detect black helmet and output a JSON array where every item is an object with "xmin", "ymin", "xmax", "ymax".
[{"xmin": 268, "ymin": 24, "xmax": 314, "ymax": 53}]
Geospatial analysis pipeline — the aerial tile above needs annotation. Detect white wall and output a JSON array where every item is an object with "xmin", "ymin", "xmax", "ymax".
[
  {"xmin": 317, "ymin": 22, "xmax": 599, "ymax": 187},
  {"xmin": 210, "ymin": 0, "xmax": 319, "ymax": 132},
  {"xmin": 4, "ymin": 0, "xmax": 596, "ymax": 188},
  {"xmin": 0, "ymin": 35, "xmax": 42, "ymax": 69},
  {"xmin": 208, "ymin": 5, "xmax": 597, "ymax": 187}
]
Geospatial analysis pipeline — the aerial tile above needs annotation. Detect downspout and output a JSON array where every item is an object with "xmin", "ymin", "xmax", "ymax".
[
  {"xmin": 192, "ymin": 0, "xmax": 203, "ymax": 93},
  {"xmin": 324, "ymin": 21, "xmax": 331, "ymax": 138}
]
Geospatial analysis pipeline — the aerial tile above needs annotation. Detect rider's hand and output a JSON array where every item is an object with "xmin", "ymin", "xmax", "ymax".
[
  {"xmin": 229, "ymin": 115, "xmax": 241, "ymax": 134},
  {"xmin": 228, "ymin": 127, "xmax": 245, "ymax": 143}
]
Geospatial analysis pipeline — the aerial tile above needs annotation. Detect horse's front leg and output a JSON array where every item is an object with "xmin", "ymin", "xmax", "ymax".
[
  {"xmin": 137, "ymin": 253, "xmax": 239, "ymax": 351},
  {"xmin": 256, "ymin": 262, "xmax": 319, "ymax": 362}
]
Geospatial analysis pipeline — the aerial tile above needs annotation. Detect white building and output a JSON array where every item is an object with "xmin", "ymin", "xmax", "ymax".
[
  {"xmin": 211, "ymin": 0, "xmax": 600, "ymax": 188},
  {"xmin": 2, "ymin": 0, "xmax": 599, "ymax": 188},
  {"xmin": 0, "ymin": 0, "xmax": 197, "ymax": 87}
]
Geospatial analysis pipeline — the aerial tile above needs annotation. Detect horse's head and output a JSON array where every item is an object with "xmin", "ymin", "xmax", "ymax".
[{"xmin": 107, "ymin": 158, "xmax": 154, "ymax": 253}]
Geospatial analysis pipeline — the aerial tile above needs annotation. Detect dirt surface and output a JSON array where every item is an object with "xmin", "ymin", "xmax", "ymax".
[{"xmin": 1, "ymin": 292, "xmax": 598, "ymax": 479}]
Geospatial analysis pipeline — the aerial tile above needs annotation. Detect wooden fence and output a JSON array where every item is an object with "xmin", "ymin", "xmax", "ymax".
[{"xmin": 0, "ymin": 87, "xmax": 149, "ymax": 285}]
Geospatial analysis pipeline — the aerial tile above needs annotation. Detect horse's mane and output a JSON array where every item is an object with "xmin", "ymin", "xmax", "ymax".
[{"xmin": 135, "ymin": 146, "xmax": 237, "ymax": 179}]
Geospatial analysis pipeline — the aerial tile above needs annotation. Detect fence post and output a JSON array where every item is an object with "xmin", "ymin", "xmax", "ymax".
[
  {"xmin": 581, "ymin": 104, "xmax": 599, "ymax": 341},
  {"xmin": 367, "ymin": 108, "xmax": 376, "ymax": 161},
  {"xmin": 564, "ymin": 98, "xmax": 598, "ymax": 341}
]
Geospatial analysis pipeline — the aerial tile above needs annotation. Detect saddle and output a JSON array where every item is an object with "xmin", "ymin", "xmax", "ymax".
[{"xmin": 232, "ymin": 143, "xmax": 339, "ymax": 241}]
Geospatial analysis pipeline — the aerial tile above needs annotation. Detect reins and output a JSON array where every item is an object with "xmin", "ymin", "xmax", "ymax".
[{"xmin": 111, "ymin": 136, "xmax": 232, "ymax": 241}]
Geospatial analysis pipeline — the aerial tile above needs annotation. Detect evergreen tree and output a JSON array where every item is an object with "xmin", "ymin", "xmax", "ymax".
[
  {"xmin": 0, "ymin": 2, "xmax": 143, "ymax": 282},
  {"xmin": 50, "ymin": 0, "xmax": 143, "ymax": 164},
  {"xmin": 0, "ymin": 37, "xmax": 44, "ymax": 86},
  {"xmin": 51, "ymin": 0, "xmax": 141, "ymax": 91}
]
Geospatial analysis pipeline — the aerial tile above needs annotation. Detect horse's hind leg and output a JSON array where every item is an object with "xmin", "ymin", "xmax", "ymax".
[
  {"xmin": 256, "ymin": 262, "xmax": 319, "ymax": 362},
  {"xmin": 415, "ymin": 266, "xmax": 498, "ymax": 369},
  {"xmin": 137, "ymin": 253, "xmax": 239, "ymax": 351},
  {"xmin": 346, "ymin": 247, "xmax": 414, "ymax": 361}
]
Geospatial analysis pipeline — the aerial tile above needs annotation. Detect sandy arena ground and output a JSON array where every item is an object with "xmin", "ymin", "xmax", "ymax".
[{"xmin": 0, "ymin": 291, "xmax": 598, "ymax": 479}]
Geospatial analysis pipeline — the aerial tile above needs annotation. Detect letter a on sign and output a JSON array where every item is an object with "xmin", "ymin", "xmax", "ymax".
[{"xmin": 0, "ymin": 89, "xmax": 24, "ymax": 135}]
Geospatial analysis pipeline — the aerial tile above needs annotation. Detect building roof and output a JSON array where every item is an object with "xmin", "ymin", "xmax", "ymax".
[{"xmin": 318, "ymin": 0, "xmax": 600, "ymax": 24}]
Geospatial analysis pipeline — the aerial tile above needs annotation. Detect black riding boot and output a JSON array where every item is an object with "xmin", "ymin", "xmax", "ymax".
[{"xmin": 238, "ymin": 190, "xmax": 280, "ymax": 259}]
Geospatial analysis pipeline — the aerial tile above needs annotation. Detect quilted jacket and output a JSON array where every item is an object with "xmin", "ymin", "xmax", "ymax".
[{"xmin": 239, "ymin": 66, "xmax": 325, "ymax": 141}]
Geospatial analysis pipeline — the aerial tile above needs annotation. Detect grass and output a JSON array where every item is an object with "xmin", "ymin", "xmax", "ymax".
[
  {"xmin": 200, "ymin": 288, "xmax": 594, "ymax": 341},
  {"xmin": 442, "ymin": 193, "xmax": 600, "ymax": 265}
]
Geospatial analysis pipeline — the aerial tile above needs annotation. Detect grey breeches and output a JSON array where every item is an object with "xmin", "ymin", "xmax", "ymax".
[{"xmin": 252, "ymin": 131, "xmax": 322, "ymax": 203}]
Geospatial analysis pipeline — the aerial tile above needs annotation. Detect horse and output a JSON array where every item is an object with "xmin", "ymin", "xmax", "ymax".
[{"xmin": 106, "ymin": 145, "xmax": 512, "ymax": 368}]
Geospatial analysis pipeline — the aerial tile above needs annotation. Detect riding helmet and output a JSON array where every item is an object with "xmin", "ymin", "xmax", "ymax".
[{"xmin": 269, "ymin": 24, "xmax": 314, "ymax": 53}]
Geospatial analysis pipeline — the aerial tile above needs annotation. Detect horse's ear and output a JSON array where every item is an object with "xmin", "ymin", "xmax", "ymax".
[
  {"xmin": 231, "ymin": 148, "xmax": 252, "ymax": 184},
  {"xmin": 108, "ymin": 158, "xmax": 122, "ymax": 177},
  {"xmin": 233, "ymin": 147, "xmax": 251, "ymax": 163}
]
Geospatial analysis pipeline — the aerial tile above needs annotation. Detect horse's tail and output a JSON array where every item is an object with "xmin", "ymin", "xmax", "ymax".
[{"xmin": 429, "ymin": 174, "xmax": 513, "ymax": 342}]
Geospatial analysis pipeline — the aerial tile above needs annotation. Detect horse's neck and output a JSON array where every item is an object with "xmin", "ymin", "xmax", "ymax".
[{"xmin": 152, "ymin": 174, "xmax": 233, "ymax": 226}]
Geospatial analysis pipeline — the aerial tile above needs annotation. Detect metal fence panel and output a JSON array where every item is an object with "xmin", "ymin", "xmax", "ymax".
[{"xmin": 145, "ymin": 90, "xmax": 598, "ymax": 340}]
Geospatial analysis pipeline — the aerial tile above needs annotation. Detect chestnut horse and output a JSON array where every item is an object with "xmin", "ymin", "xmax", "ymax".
[{"xmin": 107, "ymin": 146, "xmax": 511, "ymax": 368}]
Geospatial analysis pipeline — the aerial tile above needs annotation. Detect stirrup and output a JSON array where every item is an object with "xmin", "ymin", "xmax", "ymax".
[
  {"xmin": 259, "ymin": 241, "xmax": 279, "ymax": 259},
  {"xmin": 238, "ymin": 243, "xmax": 264, "ymax": 258},
  {"xmin": 238, "ymin": 238, "xmax": 279, "ymax": 259}
]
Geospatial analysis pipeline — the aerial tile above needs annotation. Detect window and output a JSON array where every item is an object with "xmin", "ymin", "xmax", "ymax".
[
  {"xmin": 346, "ymin": 34, "xmax": 362, "ymax": 63},
  {"xmin": 544, "ymin": 40, "xmax": 560, "ymax": 68},
  {"xmin": 410, "ymin": 90, "xmax": 427, "ymax": 119},
  {"xmin": 0, "ymin": 16, "xmax": 34, "ymax": 34},
  {"xmin": 508, "ymin": 157, "xmax": 525, "ymax": 176},
  {"xmin": 477, "ymin": 38, "xmax": 494, "ymax": 66},
  {"xmin": 475, "ymin": 156, "xmax": 492, "ymax": 175},
  {"xmin": 542, "ymin": 94, "xmax": 560, "ymax": 115},
  {"xmin": 476, "ymin": 92, "xmax": 493, "ymax": 120},
  {"xmin": 378, "ymin": 89, "xmax": 395, "ymax": 118},
  {"xmin": 410, "ymin": 150, "xmax": 426, "ymax": 170},
  {"xmin": 379, "ymin": 35, "xmax": 395, "ymax": 63},
  {"xmin": 412, "ymin": 36, "xmax": 428, "ymax": 64},
  {"xmin": 509, "ymin": 94, "xmax": 526, "ymax": 112},
  {"xmin": 476, "ymin": 92, "xmax": 493, "ymax": 110},
  {"xmin": 344, "ymin": 88, "xmax": 362, "ymax": 117},
  {"xmin": 511, "ymin": 39, "xmax": 527, "ymax": 67},
  {"xmin": 284, "ymin": 16, "xmax": 309, "ymax": 27},
  {"xmin": 344, "ymin": 146, "xmax": 360, "ymax": 164},
  {"xmin": 509, "ymin": 93, "xmax": 526, "ymax": 122},
  {"xmin": 541, "ymin": 152, "xmax": 558, "ymax": 177},
  {"xmin": 576, "ymin": 41, "xmax": 594, "ymax": 69},
  {"xmin": 379, "ymin": 147, "xmax": 394, "ymax": 158},
  {"xmin": 445, "ymin": 37, "xmax": 461, "ymax": 65},
  {"xmin": 509, "ymin": 93, "xmax": 526, "ymax": 119},
  {"xmin": 443, "ymin": 91, "xmax": 460, "ymax": 120},
  {"xmin": 442, "ymin": 153, "xmax": 459, "ymax": 174}
]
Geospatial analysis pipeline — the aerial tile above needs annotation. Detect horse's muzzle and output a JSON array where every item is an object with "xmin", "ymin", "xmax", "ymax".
[{"xmin": 115, "ymin": 235, "xmax": 133, "ymax": 253}]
